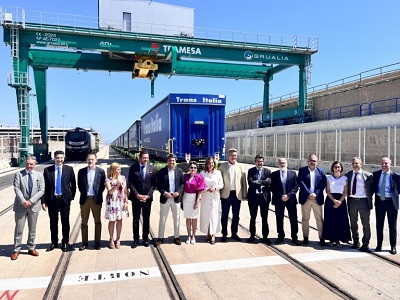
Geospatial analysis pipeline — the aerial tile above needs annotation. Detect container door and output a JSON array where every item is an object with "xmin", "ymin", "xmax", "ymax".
[{"xmin": 190, "ymin": 124, "xmax": 208, "ymax": 158}]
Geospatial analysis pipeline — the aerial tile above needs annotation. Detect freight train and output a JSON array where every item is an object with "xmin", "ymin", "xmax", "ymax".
[
  {"xmin": 65, "ymin": 127, "xmax": 98, "ymax": 160},
  {"xmin": 112, "ymin": 93, "xmax": 226, "ymax": 161}
]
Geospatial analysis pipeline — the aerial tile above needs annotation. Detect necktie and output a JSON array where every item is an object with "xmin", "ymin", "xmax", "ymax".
[
  {"xmin": 257, "ymin": 169, "xmax": 262, "ymax": 193},
  {"xmin": 28, "ymin": 172, "xmax": 33, "ymax": 198},
  {"xmin": 141, "ymin": 165, "xmax": 145, "ymax": 180},
  {"xmin": 380, "ymin": 172, "xmax": 387, "ymax": 200},
  {"xmin": 281, "ymin": 170, "xmax": 286, "ymax": 194},
  {"xmin": 56, "ymin": 166, "xmax": 62, "ymax": 195},
  {"xmin": 352, "ymin": 172, "xmax": 358, "ymax": 195}
]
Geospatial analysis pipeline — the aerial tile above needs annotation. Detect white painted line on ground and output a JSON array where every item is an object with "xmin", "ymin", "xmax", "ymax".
[{"xmin": 0, "ymin": 249, "xmax": 392, "ymax": 291}]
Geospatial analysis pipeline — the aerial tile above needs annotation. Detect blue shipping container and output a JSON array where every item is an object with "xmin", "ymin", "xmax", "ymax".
[{"xmin": 141, "ymin": 93, "xmax": 226, "ymax": 160}]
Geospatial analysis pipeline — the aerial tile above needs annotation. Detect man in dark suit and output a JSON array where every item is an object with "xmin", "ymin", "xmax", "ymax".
[
  {"xmin": 128, "ymin": 150, "xmax": 156, "ymax": 248},
  {"xmin": 346, "ymin": 157, "xmax": 374, "ymax": 252},
  {"xmin": 11, "ymin": 156, "xmax": 45, "ymax": 260},
  {"xmin": 270, "ymin": 157, "xmax": 301, "ymax": 245},
  {"xmin": 77, "ymin": 152, "xmax": 106, "ymax": 250},
  {"xmin": 247, "ymin": 154, "xmax": 272, "ymax": 245},
  {"xmin": 42, "ymin": 150, "xmax": 76, "ymax": 252},
  {"xmin": 156, "ymin": 154, "xmax": 184, "ymax": 246},
  {"xmin": 298, "ymin": 154, "xmax": 326, "ymax": 246},
  {"xmin": 373, "ymin": 157, "xmax": 400, "ymax": 255}
]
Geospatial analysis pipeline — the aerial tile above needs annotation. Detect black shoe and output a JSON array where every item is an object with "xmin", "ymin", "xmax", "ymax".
[
  {"xmin": 46, "ymin": 244, "xmax": 59, "ymax": 252},
  {"xmin": 375, "ymin": 246, "xmax": 382, "ymax": 252},
  {"xmin": 247, "ymin": 236, "xmax": 255, "ymax": 243},
  {"xmin": 143, "ymin": 240, "xmax": 149, "ymax": 247},
  {"xmin": 358, "ymin": 245, "xmax": 370, "ymax": 253},
  {"xmin": 262, "ymin": 238, "xmax": 272, "ymax": 245},
  {"xmin": 390, "ymin": 247, "xmax": 397, "ymax": 255},
  {"xmin": 292, "ymin": 239, "xmax": 302, "ymax": 246},
  {"xmin": 221, "ymin": 235, "xmax": 227, "ymax": 243},
  {"xmin": 231, "ymin": 234, "xmax": 241, "ymax": 242},
  {"xmin": 351, "ymin": 242, "xmax": 360, "ymax": 249},
  {"xmin": 302, "ymin": 237, "xmax": 309, "ymax": 245},
  {"xmin": 79, "ymin": 243, "xmax": 88, "ymax": 251},
  {"xmin": 94, "ymin": 242, "xmax": 101, "ymax": 250},
  {"xmin": 319, "ymin": 239, "xmax": 326, "ymax": 247},
  {"xmin": 61, "ymin": 243, "xmax": 71, "ymax": 252},
  {"xmin": 275, "ymin": 237, "xmax": 284, "ymax": 245},
  {"xmin": 131, "ymin": 241, "xmax": 138, "ymax": 249}
]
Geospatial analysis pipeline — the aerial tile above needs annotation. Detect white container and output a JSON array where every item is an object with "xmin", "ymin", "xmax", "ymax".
[{"xmin": 98, "ymin": 0, "xmax": 194, "ymax": 37}]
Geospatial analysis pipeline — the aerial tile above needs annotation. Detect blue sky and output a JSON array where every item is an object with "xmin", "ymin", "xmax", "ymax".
[{"xmin": 1, "ymin": 0, "xmax": 399, "ymax": 143}]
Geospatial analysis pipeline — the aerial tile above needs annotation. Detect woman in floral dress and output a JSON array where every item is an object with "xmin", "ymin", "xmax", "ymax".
[{"xmin": 105, "ymin": 162, "xmax": 129, "ymax": 249}]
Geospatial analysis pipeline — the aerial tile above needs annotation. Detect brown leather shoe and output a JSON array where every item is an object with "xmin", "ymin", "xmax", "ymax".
[
  {"xmin": 11, "ymin": 252, "xmax": 19, "ymax": 260},
  {"xmin": 174, "ymin": 238, "xmax": 182, "ymax": 245},
  {"xmin": 156, "ymin": 238, "xmax": 164, "ymax": 247},
  {"xmin": 28, "ymin": 249, "xmax": 39, "ymax": 256}
]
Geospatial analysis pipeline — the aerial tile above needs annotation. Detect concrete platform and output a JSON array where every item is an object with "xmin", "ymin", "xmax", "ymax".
[{"xmin": 1, "ymin": 146, "xmax": 400, "ymax": 299}]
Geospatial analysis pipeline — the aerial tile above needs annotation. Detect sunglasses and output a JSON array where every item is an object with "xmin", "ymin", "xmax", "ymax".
[{"xmin": 190, "ymin": 166, "xmax": 197, "ymax": 169}]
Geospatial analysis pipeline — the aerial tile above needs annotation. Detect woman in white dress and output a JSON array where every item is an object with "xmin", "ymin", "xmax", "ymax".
[{"xmin": 200, "ymin": 157, "xmax": 224, "ymax": 245}]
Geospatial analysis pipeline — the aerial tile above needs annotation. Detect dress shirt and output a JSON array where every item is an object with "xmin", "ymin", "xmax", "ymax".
[
  {"xmin": 309, "ymin": 168, "xmax": 315, "ymax": 193},
  {"xmin": 55, "ymin": 164, "xmax": 63, "ymax": 196},
  {"xmin": 351, "ymin": 171, "xmax": 367, "ymax": 197},
  {"xmin": 140, "ymin": 164, "xmax": 146, "ymax": 180},
  {"xmin": 256, "ymin": 168, "xmax": 263, "ymax": 194},
  {"xmin": 281, "ymin": 169, "xmax": 287, "ymax": 194},
  {"xmin": 168, "ymin": 168, "xmax": 175, "ymax": 193},
  {"xmin": 378, "ymin": 171, "xmax": 392, "ymax": 198},
  {"xmin": 229, "ymin": 162, "xmax": 236, "ymax": 191},
  {"xmin": 87, "ymin": 167, "xmax": 96, "ymax": 196}
]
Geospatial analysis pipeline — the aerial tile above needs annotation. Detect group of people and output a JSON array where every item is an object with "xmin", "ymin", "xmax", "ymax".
[
  {"xmin": 249, "ymin": 154, "xmax": 399, "ymax": 256},
  {"xmin": 11, "ymin": 151, "xmax": 106, "ymax": 260},
  {"xmin": 11, "ymin": 148, "xmax": 400, "ymax": 261}
]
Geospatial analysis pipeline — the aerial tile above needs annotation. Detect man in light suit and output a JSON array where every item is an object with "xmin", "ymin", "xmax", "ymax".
[
  {"xmin": 373, "ymin": 157, "xmax": 400, "ymax": 255},
  {"xmin": 298, "ymin": 154, "xmax": 326, "ymax": 246},
  {"xmin": 219, "ymin": 148, "xmax": 247, "ymax": 242},
  {"xmin": 77, "ymin": 152, "xmax": 106, "ymax": 251},
  {"xmin": 247, "ymin": 154, "xmax": 272, "ymax": 245},
  {"xmin": 270, "ymin": 157, "xmax": 301, "ymax": 245},
  {"xmin": 11, "ymin": 156, "xmax": 45, "ymax": 260},
  {"xmin": 346, "ymin": 157, "xmax": 374, "ymax": 252},
  {"xmin": 156, "ymin": 154, "xmax": 184, "ymax": 246},
  {"xmin": 128, "ymin": 150, "xmax": 156, "ymax": 248},
  {"xmin": 42, "ymin": 150, "xmax": 76, "ymax": 252}
]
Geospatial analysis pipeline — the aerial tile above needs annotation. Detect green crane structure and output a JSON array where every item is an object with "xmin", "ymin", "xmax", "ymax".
[{"xmin": 1, "ymin": 7, "xmax": 318, "ymax": 165}]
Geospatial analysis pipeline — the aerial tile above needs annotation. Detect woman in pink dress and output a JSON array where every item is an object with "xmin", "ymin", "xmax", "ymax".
[
  {"xmin": 105, "ymin": 162, "xmax": 129, "ymax": 249},
  {"xmin": 182, "ymin": 161, "xmax": 205, "ymax": 244}
]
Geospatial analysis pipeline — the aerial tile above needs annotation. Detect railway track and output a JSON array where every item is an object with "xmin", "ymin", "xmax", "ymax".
[
  {"xmin": 42, "ymin": 148, "xmax": 186, "ymax": 299},
  {"xmin": 6, "ymin": 148, "xmax": 396, "ymax": 298}
]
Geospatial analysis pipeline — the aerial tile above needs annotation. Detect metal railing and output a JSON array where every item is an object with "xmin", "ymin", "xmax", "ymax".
[
  {"xmin": 228, "ymin": 97, "xmax": 400, "ymax": 132},
  {"xmin": 226, "ymin": 62, "xmax": 400, "ymax": 117},
  {"xmin": 0, "ymin": 6, "xmax": 318, "ymax": 51}
]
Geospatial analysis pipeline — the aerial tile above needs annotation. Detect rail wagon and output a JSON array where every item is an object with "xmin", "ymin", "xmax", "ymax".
[{"xmin": 141, "ymin": 93, "xmax": 225, "ymax": 161}]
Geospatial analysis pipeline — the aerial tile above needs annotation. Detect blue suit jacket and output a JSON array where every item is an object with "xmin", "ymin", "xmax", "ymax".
[
  {"xmin": 297, "ymin": 166, "xmax": 326, "ymax": 205},
  {"xmin": 247, "ymin": 166, "xmax": 271, "ymax": 203},
  {"xmin": 270, "ymin": 169, "xmax": 298, "ymax": 206},
  {"xmin": 373, "ymin": 170, "xmax": 400, "ymax": 210},
  {"xmin": 78, "ymin": 166, "xmax": 106, "ymax": 205},
  {"xmin": 157, "ymin": 167, "xmax": 184, "ymax": 204}
]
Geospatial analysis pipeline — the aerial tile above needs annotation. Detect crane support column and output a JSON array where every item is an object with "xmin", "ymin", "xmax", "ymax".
[
  {"xmin": 298, "ymin": 64, "xmax": 307, "ymax": 115},
  {"xmin": 32, "ymin": 67, "xmax": 48, "ymax": 144},
  {"xmin": 262, "ymin": 71, "xmax": 273, "ymax": 124}
]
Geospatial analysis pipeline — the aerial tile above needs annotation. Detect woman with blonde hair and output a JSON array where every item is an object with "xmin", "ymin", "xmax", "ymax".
[{"xmin": 105, "ymin": 162, "xmax": 129, "ymax": 249}]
